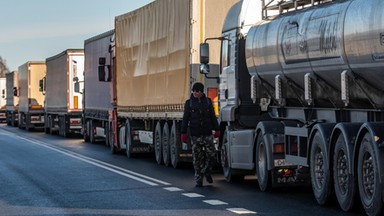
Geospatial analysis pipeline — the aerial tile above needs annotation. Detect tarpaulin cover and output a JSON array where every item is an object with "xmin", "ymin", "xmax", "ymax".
[{"xmin": 115, "ymin": 0, "xmax": 237, "ymax": 109}]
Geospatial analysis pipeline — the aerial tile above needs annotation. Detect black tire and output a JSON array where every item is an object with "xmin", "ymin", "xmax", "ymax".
[
  {"xmin": 110, "ymin": 123, "xmax": 118, "ymax": 154},
  {"xmin": 105, "ymin": 124, "xmax": 110, "ymax": 147},
  {"xmin": 58, "ymin": 116, "xmax": 62, "ymax": 136},
  {"xmin": 170, "ymin": 121, "xmax": 180, "ymax": 169},
  {"xmin": 358, "ymin": 133, "xmax": 383, "ymax": 216},
  {"xmin": 333, "ymin": 133, "xmax": 356, "ymax": 211},
  {"xmin": 125, "ymin": 121, "xmax": 133, "ymax": 158},
  {"xmin": 89, "ymin": 120, "xmax": 95, "ymax": 144},
  {"xmin": 59, "ymin": 116, "xmax": 67, "ymax": 137},
  {"xmin": 256, "ymin": 132, "xmax": 272, "ymax": 191},
  {"xmin": 44, "ymin": 115, "xmax": 50, "ymax": 134},
  {"xmin": 49, "ymin": 116, "xmax": 55, "ymax": 135},
  {"xmin": 25, "ymin": 114, "xmax": 30, "ymax": 131},
  {"xmin": 154, "ymin": 122, "xmax": 162, "ymax": 165},
  {"xmin": 221, "ymin": 131, "xmax": 231, "ymax": 181},
  {"xmin": 162, "ymin": 122, "xmax": 170, "ymax": 166},
  {"xmin": 310, "ymin": 131, "xmax": 332, "ymax": 205},
  {"xmin": 83, "ymin": 120, "xmax": 90, "ymax": 142},
  {"xmin": 220, "ymin": 129, "xmax": 245, "ymax": 182}
]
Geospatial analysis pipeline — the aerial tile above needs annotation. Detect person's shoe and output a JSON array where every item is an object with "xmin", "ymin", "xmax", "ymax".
[
  {"xmin": 205, "ymin": 174, "xmax": 213, "ymax": 184},
  {"xmin": 196, "ymin": 181, "xmax": 203, "ymax": 187}
]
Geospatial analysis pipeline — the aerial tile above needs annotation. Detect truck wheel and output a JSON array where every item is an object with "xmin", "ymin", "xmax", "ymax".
[
  {"xmin": 333, "ymin": 132, "xmax": 356, "ymax": 211},
  {"xmin": 109, "ymin": 123, "xmax": 117, "ymax": 154},
  {"xmin": 310, "ymin": 130, "xmax": 332, "ymax": 205},
  {"xmin": 358, "ymin": 133, "xmax": 383, "ymax": 216},
  {"xmin": 105, "ymin": 125, "xmax": 110, "ymax": 147},
  {"xmin": 44, "ymin": 115, "xmax": 50, "ymax": 134},
  {"xmin": 49, "ymin": 116, "xmax": 55, "ymax": 135},
  {"xmin": 125, "ymin": 121, "xmax": 133, "ymax": 158},
  {"xmin": 25, "ymin": 114, "xmax": 31, "ymax": 131},
  {"xmin": 59, "ymin": 116, "xmax": 67, "ymax": 137},
  {"xmin": 256, "ymin": 132, "xmax": 272, "ymax": 191},
  {"xmin": 154, "ymin": 122, "xmax": 163, "ymax": 165},
  {"xmin": 221, "ymin": 132, "xmax": 231, "ymax": 181},
  {"xmin": 170, "ymin": 121, "xmax": 180, "ymax": 168},
  {"xmin": 89, "ymin": 120, "xmax": 95, "ymax": 144},
  {"xmin": 84, "ymin": 120, "xmax": 90, "ymax": 142},
  {"xmin": 162, "ymin": 122, "xmax": 170, "ymax": 166},
  {"xmin": 221, "ymin": 129, "xmax": 244, "ymax": 182}
]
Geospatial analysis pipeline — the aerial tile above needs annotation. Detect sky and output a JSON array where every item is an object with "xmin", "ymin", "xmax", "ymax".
[{"xmin": 0, "ymin": 0, "xmax": 154, "ymax": 71}]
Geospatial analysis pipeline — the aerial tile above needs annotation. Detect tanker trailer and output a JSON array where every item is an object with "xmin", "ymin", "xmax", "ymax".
[{"xmin": 200, "ymin": 0, "xmax": 384, "ymax": 215}]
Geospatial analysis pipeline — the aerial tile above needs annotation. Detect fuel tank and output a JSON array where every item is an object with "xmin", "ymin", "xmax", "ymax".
[{"xmin": 246, "ymin": 0, "xmax": 384, "ymax": 108}]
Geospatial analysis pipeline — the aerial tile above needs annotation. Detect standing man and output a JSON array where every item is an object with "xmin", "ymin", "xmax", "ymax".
[{"xmin": 181, "ymin": 82, "xmax": 220, "ymax": 187}]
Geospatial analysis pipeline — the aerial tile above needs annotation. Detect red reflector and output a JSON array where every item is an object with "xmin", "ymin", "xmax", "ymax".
[
  {"xmin": 283, "ymin": 169, "xmax": 293, "ymax": 177},
  {"xmin": 273, "ymin": 143, "xmax": 285, "ymax": 153},
  {"xmin": 290, "ymin": 143, "xmax": 298, "ymax": 154}
]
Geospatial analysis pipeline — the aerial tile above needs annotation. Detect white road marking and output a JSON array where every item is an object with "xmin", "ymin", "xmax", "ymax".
[
  {"xmin": 15, "ymin": 135, "xmax": 170, "ymax": 186},
  {"xmin": 164, "ymin": 187, "xmax": 183, "ymax": 192},
  {"xmin": 203, "ymin": 200, "xmax": 228, "ymax": 205},
  {"xmin": 2, "ymin": 129, "xmax": 260, "ymax": 215},
  {"xmin": 227, "ymin": 208, "xmax": 257, "ymax": 214},
  {"xmin": 182, "ymin": 193, "xmax": 205, "ymax": 198}
]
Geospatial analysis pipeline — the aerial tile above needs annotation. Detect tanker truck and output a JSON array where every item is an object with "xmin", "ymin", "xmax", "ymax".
[
  {"xmin": 5, "ymin": 71, "xmax": 19, "ymax": 126},
  {"xmin": 98, "ymin": 0, "xmax": 236, "ymax": 168},
  {"xmin": 18, "ymin": 61, "xmax": 46, "ymax": 131},
  {"xmin": 200, "ymin": 0, "xmax": 384, "ymax": 215},
  {"xmin": 43, "ymin": 49, "xmax": 84, "ymax": 137}
]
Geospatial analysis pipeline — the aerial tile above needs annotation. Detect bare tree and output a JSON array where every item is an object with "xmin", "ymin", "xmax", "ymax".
[{"xmin": 0, "ymin": 56, "xmax": 9, "ymax": 78}]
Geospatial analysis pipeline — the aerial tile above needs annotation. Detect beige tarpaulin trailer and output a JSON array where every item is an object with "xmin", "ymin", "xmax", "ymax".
[{"xmin": 115, "ymin": 0, "xmax": 236, "ymax": 115}]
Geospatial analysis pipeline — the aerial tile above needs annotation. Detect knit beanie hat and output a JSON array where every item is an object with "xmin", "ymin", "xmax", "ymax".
[{"xmin": 192, "ymin": 82, "xmax": 204, "ymax": 92}]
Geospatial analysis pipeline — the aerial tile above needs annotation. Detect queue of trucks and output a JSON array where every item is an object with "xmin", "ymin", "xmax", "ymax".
[
  {"xmin": 2, "ymin": 0, "xmax": 384, "ymax": 215},
  {"xmin": 0, "ymin": 77, "xmax": 6, "ymax": 122}
]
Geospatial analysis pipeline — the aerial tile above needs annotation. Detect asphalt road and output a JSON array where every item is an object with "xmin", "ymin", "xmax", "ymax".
[{"xmin": 0, "ymin": 124, "xmax": 364, "ymax": 216}]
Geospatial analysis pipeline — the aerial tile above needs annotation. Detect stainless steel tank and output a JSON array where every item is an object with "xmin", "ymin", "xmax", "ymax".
[{"xmin": 246, "ymin": 0, "xmax": 384, "ymax": 108}]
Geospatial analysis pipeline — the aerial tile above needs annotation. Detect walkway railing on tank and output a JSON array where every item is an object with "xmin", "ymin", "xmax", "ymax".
[{"xmin": 261, "ymin": 0, "xmax": 334, "ymax": 19}]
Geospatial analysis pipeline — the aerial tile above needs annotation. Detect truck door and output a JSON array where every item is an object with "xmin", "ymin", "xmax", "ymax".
[{"xmin": 219, "ymin": 31, "xmax": 238, "ymax": 122}]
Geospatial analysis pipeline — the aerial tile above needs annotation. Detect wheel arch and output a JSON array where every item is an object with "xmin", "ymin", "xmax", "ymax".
[
  {"xmin": 330, "ymin": 123, "xmax": 361, "ymax": 175},
  {"xmin": 255, "ymin": 121, "xmax": 285, "ymax": 170},
  {"xmin": 308, "ymin": 123, "xmax": 335, "ymax": 170},
  {"xmin": 354, "ymin": 122, "xmax": 384, "ymax": 186}
]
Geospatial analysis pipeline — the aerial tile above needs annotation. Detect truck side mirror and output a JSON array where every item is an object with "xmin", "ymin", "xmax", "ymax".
[
  {"xmin": 13, "ymin": 87, "xmax": 18, "ymax": 96},
  {"xmin": 200, "ymin": 43, "xmax": 210, "ymax": 64},
  {"xmin": 74, "ymin": 82, "xmax": 80, "ymax": 93},
  {"xmin": 73, "ymin": 77, "xmax": 80, "ymax": 93},
  {"xmin": 98, "ymin": 57, "xmax": 111, "ymax": 82},
  {"xmin": 98, "ymin": 65, "xmax": 106, "ymax": 82},
  {"xmin": 200, "ymin": 64, "xmax": 210, "ymax": 74},
  {"xmin": 99, "ymin": 57, "xmax": 106, "ymax": 65},
  {"xmin": 39, "ymin": 77, "xmax": 46, "ymax": 93}
]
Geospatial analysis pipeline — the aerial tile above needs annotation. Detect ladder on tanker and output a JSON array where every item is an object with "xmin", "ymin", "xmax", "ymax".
[{"xmin": 262, "ymin": 0, "xmax": 334, "ymax": 19}]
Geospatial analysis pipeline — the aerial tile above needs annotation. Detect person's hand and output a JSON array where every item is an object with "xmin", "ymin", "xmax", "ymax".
[
  {"xmin": 214, "ymin": 130, "xmax": 220, "ymax": 138},
  {"xmin": 181, "ymin": 133, "xmax": 187, "ymax": 143}
]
